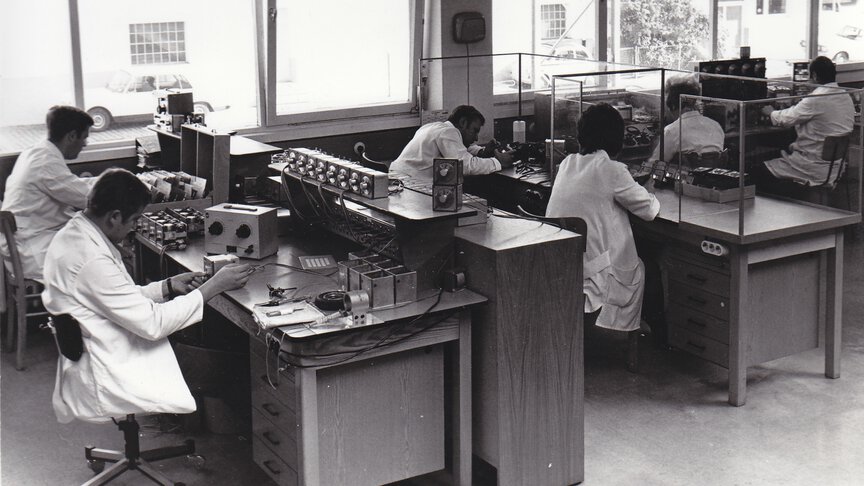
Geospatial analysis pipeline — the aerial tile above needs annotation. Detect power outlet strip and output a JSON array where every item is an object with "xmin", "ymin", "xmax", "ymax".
[{"xmin": 701, "ymin": 240, "xmax": 729, "ymax": 257}]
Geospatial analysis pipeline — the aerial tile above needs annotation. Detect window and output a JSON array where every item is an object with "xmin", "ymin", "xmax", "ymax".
[
  {"xmin": 721, "ymin": 0, "xmax": 807, "ymax": 75},
  {"xmin": 818, "ymin": 1, "xmax": 864, "ymax": 62},
  {"xmin": 129, "ymin": 22, "xmax": 186, "ymax": 65},
  {"xmin": 541, "ymin": 4, "xmax": 567, "ymax": 40},
  {"xmin": 268, "ymin": 0, "xmax": 419, "ymax": 124},
  {"xmin": 768, "ymin": 0, "xmax": 786, "ymax": 14}
]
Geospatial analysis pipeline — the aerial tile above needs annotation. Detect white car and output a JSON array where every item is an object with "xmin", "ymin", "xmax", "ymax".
[{"xmin": 84, "ymin": 70, "xmax": 220, "ymax": 131}]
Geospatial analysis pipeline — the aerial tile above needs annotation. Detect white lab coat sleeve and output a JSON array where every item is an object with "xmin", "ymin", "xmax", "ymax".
[
  {"xmin": 140, "ymin": 280, "xmax": 168, "ymax": 303},
  {"xmin": 770, "ymin": 98, "xmax": 817, "ymax": 128},
  {"xmin": 74, "ymin": 255, "xmax": 204, "ymax": 341},
  {"xmin": 32, "ymin": 162, "xmax": 95, "ymax": 209},
  {"xmin": 435, "ymin": 130, "xmax": 502, "ymax": 175},
  {"xmin": 611, "ymin": 165, "xmax": 660, "ymax": 221}
]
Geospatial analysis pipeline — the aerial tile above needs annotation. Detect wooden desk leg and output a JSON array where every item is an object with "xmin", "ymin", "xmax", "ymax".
[
  {"xmin": 825, "ymin": 231, "xmax": 843, "ymax": 379},
  {"xmin": 297, "ymin": 369, "xmax": 320, "ymax": 486},
  {"xmin": 452, "ymin": 311, "xmax": 472, "ymax": 486},
  {"xmin": 728, "ymin": 249, "xmax": 748, "ymax": 407}
]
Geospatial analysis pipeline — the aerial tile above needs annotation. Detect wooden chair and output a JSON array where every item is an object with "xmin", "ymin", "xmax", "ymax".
[
  {"xmin": 0, "ymin": 211, "xmax": 49, "ymax": 370},
  {"xmin": 516, "ymin": 205, "xmax": 639, "ymax": 372},
  {"xmin": 807, "ymin": 133, "xmax": 852, "ymax": 208}
]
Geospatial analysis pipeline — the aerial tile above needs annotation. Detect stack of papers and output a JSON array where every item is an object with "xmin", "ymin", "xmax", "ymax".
[{"xmin": 252, "ymin": 301, "xmax": 324, "ymax": 329}]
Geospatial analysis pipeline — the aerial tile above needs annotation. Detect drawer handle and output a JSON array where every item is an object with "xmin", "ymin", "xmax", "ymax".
[
  {"xmin": 686, "ymin": 340, "xmax": 707, "ymax": 352},
  {"xmin": 687, "ymin": 295, "xmax": 707, "ymax": 306},
  {"xmin": 686, "ymin": 318, "xmax": 707, "ymax": 328},
  {"xmin": 262, "ymin": 403, "xmax": 280, "ymax": 417},
  {"xmin": 686, "ymin": 273, "xmax": 707, "ymax": 284},
  {"xmin": 262, "ymin": 460, "xmax": 281, "ymax": 475},
  {"xmin": 263, "ymin": 431, "xmax": 281, "ymax": 446}
]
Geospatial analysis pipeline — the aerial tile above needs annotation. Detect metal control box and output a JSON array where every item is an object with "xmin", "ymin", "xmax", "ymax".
[{"xmin": 204, "ymin": 203, "xmax": 278, "ymax": 260}]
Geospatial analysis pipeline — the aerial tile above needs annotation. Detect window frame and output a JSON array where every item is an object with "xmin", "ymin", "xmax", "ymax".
[{"xmin": 262, "ymin": 0, "xmax": 424, "ymax": 127}]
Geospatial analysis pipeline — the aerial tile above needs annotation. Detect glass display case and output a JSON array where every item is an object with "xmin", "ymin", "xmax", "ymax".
[{"xmin": 674, "ymin": 74, "xmax": 862, "ymax": 238}]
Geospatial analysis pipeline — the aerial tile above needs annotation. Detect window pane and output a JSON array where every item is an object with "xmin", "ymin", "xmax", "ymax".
[
  {"xmin": 609, "ymin": 0, "xmax": 712, "ymax": 70},
  {"xmin": 818, "ymin": 1, "xmax": 864, "ymax": 63},
  {"xmin": 493, "ymin": 0, "xmax": 599, "ymax": 95},
  {"xmin": 275, "ymin": 0, "xmax": 412, "ymax": 116},
  {"xmin": 0, "ymin": 0, "xmax": 75, "ymax": 153},
  {"xmin": 719, "ymin": 0, "xmax": 808, "ymax": 77},
  {"xmin": 77, "ymin": 0, "xmax": 259, "ymax": 140}
]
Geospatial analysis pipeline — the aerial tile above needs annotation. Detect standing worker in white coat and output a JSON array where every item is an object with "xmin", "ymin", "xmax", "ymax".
[
  {"xmin": 546, "ymin": 103, "xmax": 660, "ymax": 333},
  {"xmin": 44, "ymin": 169, "xmax": 254, "ymax": 423},
  {"xmin": 1, "ymin": 106, "xmax": 98, "ymax": 281}
]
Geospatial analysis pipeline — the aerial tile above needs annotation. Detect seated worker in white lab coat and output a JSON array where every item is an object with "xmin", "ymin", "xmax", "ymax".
[
  {"xmin": 1, "ymin": 106, "xmax": 98, "ymax": 281},
  {"xmin": 43, "ymin": 168, "xmax": 254, "ymax": 423},
  {"xmin": 389, "ymin": 105, "xmax": 516, "ymax": 181},
  {"xmin": 752, "ymin": 56, "xmax": 855, "ymax": 195},
  {"xmin": 546, "ymin": 103, "xmax": 660, "ymax": 333},
  {"xmin": 651, "ymin": 74, "xmax": 725, "ymax": 164}
]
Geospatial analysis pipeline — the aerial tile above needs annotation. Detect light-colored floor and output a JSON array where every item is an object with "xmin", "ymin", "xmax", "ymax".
[{"xmin": 2, "ymin": 229, "xmax": 863, "ymax": 486}]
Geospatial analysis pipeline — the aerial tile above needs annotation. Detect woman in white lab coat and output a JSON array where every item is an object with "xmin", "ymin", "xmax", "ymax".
[{"xmin": 546, "ymin": 103, "xmax": 660, "ymax": 332}]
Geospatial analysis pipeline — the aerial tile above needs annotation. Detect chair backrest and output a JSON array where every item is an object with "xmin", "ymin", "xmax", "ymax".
[
  {"xmin": 360, "ymin": 153, "xmax": 390, "ymax": 172},
  {"xmin": 0, "ymin": 211, "xmax": 25, "ymax": 284},
  {"xmin": 516, "ymin": 205, "xmax": 587, "ymax": 253},
  {"xmin": 49, "ymin": 314, "xmax": 84, "ymax": 361},
  {"xmin": 817, "ymin": 132, "xmax": 852, "ymax": 187}
]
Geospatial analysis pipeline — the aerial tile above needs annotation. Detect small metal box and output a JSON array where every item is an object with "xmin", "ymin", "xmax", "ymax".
[
  {"xmin": 204, "ymin": 203, "xmax": 278, "ymax": 260},
  {"xmin": 360, "ymin": 270, "xmax": 395, "ymax": 309}
]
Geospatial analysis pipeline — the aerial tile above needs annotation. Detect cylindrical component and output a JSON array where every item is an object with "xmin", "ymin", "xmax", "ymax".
[
  {"xmin": 236, "ymin": 224, "xmax": 251, "ymax": 238},
  {"xmin": 208, "ymin": 221, "xmax": 223, "ymax": 235},
  {"xmin": 343, "ymin": 289, "xmax": 370, "ymax": 313},
  {"xmin": 512, "ymin": 120, "xmax": 526, "ymax": 143}
]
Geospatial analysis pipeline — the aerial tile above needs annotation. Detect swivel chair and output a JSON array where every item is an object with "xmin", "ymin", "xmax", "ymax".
[
  {"xmin": 355, "ymin": 144, "xmax": 391, "ymax": 172},
  {"xmin": 516, "ymin": 205, "xmax": 639, "ymax": 372},
  {"xmin": 46, "ymin": 314, "xmax": 200, "ymax": 486},
  {"xmin": 0, "ymin": 210, "xmax": 49, "ymax": 370}
]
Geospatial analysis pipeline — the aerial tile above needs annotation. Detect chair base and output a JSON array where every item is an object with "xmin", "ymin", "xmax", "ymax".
[{"xmin": 82, "ymin": 415, "xmax": 195, "ymax": 486}]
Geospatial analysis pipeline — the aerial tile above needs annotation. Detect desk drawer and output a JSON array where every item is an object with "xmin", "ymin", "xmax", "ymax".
[
  {"xmin": 666, "ymin": 257, "xmax": 729, "ymax": 297},
  {"xmin": 252, "ymin": 379, "xmax": 296, "ymax": 433},
  {"xmin": 252, "ymin": 436, "xmax": 298, "ymax": 486},
  {"xmin": 250, "ymin": 348, "xmax": 296, "ymax": 412},
  {"xmin": 668, "ymin": 280, "xmax": 729, "ymax": 321},
  {"xmin": 665, "ymin": 243, "xmax": 730, "ymax": 272},
  {"xmin": 667, "ymin": 302, "xmax": 729, "ymax": 344},
  {"xmin": 669, "ymin": 327, "xmax": 728, "ymax": 368},
  {"xmin": 252, "ymin": 407, "xmax": 298, "ymax": 466}
]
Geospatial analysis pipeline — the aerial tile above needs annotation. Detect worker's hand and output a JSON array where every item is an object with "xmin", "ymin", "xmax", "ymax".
[
  {"xmin": 168, "ymin": 272, "xmax": 206, "ymax": 296},
  {"xmin": 197, "ymin": 263, "xmax": 254, "ymax": 302},
  {"xmin": 495, "ymin": 149, "xmax": 516, "ymax": 169},
  {"xmin": 761, "ymin": 105, "xmax": 775, "ymax": 117},
  {"xmin": 643, "ymin": 177, "xmax": 657, "ymax": 194},
  {"xmin": 480, "ymin": 139, "xmax": 500, "ymax": 158}
]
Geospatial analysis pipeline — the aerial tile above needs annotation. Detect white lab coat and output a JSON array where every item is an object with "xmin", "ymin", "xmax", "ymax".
[
  {"xmin": 1, "ymin": 140, "xmax": 95, "ymax": 281},
  {"xmin": 389, "ymin": 121, "xmax": 502, "ymax": 180},
  {"xmin": 43, "ymin": 213, "xmax": 204, "ymax": 424},
  {"xmin": 651, "ymin": 111, "xmax": 725, "ymax": 162},
  {"xmin": 546, "ymin": 150, "xmax": 660, "ymax": 331},
  {"xmin": 764, "ymin": 83, "xmax": 855, "ymax": 186}
]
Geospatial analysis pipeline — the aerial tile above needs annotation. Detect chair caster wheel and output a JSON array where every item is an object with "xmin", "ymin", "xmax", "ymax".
[
  {"xmin": 186, "ymin": 454, "xmax": 206, "ymax": 470},
  {"xmin": 88, "ymin": 459, "xmax": 105, "ymax": 474}
]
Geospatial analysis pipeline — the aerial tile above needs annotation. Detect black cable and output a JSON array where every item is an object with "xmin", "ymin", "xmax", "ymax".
[{"xmin": 281, "ymin": 167, "xmax": 308, "ymax": 222}]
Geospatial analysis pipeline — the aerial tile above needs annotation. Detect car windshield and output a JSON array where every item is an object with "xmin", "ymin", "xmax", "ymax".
[{"xmin": 106, "ymin": 71, "xmax": 132, "ymax": 92}]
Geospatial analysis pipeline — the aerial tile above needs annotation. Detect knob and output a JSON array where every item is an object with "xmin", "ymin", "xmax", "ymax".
[
  {"xmin": 236, "ymin": 224, "xmax": 252, "ymax": 239},
  {"xmin": 208, "ymin": 221, "xmax": 223, "ymax": 235}
]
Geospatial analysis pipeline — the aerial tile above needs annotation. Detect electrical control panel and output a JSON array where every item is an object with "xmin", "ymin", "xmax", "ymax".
[
  {"xmin": 275, "ymin": 148, "xmax": 390, "ymax": 199},
  {"xmin": 136, "ymin": 210, "xmax": 190, "ymax": 249},
  {"xmin": 204, "ymin": 203, "xmax": 278, "ymax": 260}
]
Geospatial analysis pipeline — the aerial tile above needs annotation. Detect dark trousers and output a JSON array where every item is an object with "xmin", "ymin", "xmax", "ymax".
[{"xmin": 750, "ymin": 161, "xmax": 808, "ymax": 199}]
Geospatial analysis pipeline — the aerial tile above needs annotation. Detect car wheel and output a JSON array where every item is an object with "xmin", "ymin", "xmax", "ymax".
[
  {"xmin": 193, "ymin": 102, "xmax": 213, "ymax": 113},
  {"xmin": 87, "ymin": 108, "xmax": 112, "ymax": 132},
  {"xmin": 833, "ymin": 52, "xmax": 849, "ymax": 63}
]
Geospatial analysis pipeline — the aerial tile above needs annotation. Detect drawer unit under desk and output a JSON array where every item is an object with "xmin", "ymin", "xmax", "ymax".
[
  {"xmin": 668, "ymin": 280, "xmax": 729, "ymax": 321},
  {"xmin": 669, "ymin": 327, "xmax": 729, "ymax": 368},
  {"xmin": 252, "ymin": 407, "xmax": 298, "ymax": 468},
  {"xmin": 667, "ymin": 302, "xmax": 729, "ymax": 344},
  {"xmin": 253, "ymin": 436, "xmax": 298, "ymax": 486},
  {"xmin": 665, "ymin": 256, "xmax": 730, "ymax": 297},
  {"xmin": 250, "ymin": 341, "xmax": 296, "ymax": 412}
]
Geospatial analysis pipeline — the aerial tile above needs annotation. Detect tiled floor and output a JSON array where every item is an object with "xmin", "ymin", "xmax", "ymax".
[{"xmin": 2, "ymin": 228, "xmax": 863, "ymax": 485}]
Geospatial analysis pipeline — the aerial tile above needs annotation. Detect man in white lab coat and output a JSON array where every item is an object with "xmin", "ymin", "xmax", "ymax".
[
  {"xmin": 546, "ymin": 103, "xmax": 660, "ymax": 333},
  {"xmin": 389, "ymin": 105, "xmax": 516, "ymax": 181},
  {"xmin": 1, "ymin": 106, "xmax": 97, "ymax": 281},
  {"xmin": 756, "ymin": 56, "xmax": 855, "ymax": 192},
  {"xmin": 651, "ymin": 75, "xmax": 725, "ymax": 164},
  {"xmin": 44, "ymin": 169, "xmax": 253, "ymax": 423}
]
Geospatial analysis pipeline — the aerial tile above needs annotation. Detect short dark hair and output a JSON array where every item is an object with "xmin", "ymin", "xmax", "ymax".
[
  {"xmin": 47, "ymin": 106, "xmax": 94, "ymax": 142},
  {"xmin": 577, "ymin": 103, "xmax": 624, "ymax": 156},
  {"xmin": 809, "ymin": 56, "xmax": 836, "ymax": 84},
  {"xmin": 665, "ymin": 75, "xmax": 701, "ymax": 111},
  {"xmin": 88, "ymin": 169, "xmax": 151, "ymax": 221},
  {"xmin": 447, "ymin": 105, "xmax": 485, "ymax": 127}
]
